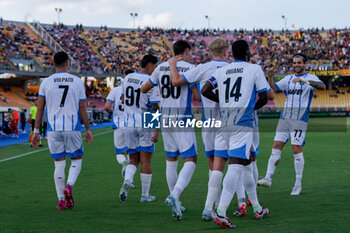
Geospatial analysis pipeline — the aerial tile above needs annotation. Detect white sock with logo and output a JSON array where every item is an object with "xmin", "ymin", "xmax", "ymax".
[
  {"xmin": 265, "ymin": 149, "xmax": 282, "ymax": 181},
  {"xmin": 294, "ymin": 152, "xmax": 304, "ymax": 187},
  {"xmin": 236, "ymin": 178, "xmax": 246, "ymax": 206},
  {"xmin": 54, "ymin": 160, "xmax": 66, "ymax": 201},
  {"xmin": 67, "ymin": 159, "xmax": 82, "ymax": 186},
  {"xmin": 243, "ymin": 163, "xmax": 262, "ymax": 213},
  {"xmin": 166, "ymin": 160, "xmax": 178, "ymax": 193},
  {"xmin": 141, "ymin": 173, "xmax": 152, "ymax": 197},
  {"xmin": 217, "ymin": 164, "xmax": 242, "ymax": 217},
  {"xmin": 125, "ymin": 164, "xmax": 137, "ymax": 183},
  {"xmin": 252, "ymin": 160, "xmax": 258, "ymax": 185},
  {"xmin": 171, "ymin": 161, "xmax": 196, "ymax": 199},
  {"xmin": 204, "ymin": 170, "xmax": 223, "ymax": 211}
]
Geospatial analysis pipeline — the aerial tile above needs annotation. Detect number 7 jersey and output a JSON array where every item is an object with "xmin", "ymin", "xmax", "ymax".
[
  {"xmin": 38, "ymin": 71, "xmax": 86, "ymax": 131},
  {"xmin": 210, "ymin": 61, "xmax": 269, "ymax": 128}
]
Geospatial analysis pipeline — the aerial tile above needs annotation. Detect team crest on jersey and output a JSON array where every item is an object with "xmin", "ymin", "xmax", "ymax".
[{"xmin": 143, "ymin": 110, "xmax": 161, "ymax": 129}]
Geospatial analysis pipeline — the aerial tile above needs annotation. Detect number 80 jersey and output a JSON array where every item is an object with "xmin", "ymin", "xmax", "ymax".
[
  {"xmin": 149, "ymin": 61, "xmax": 195, "ymax": 119},
  {"xmin": 38, "ymin": 71, "xmax": 86, "ymax": 131},
  {"xmin": 209, "ymin": 61, "xmax": 269, "ymax": 128}
]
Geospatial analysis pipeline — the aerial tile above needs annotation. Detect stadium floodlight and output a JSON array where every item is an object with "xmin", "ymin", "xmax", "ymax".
[
  {"xmin": 55, "ymin": 8, "xmax": 62, "ymax": 25},
  {"xmin": 205, "ymin": 15, "xmax": 211, "ymax": 30},
  {"xmin": 281, "ymin": 15, "xmax": 287, "ymax": 30},
  {"xmin": 130, "ymin": 12, "xmax": 138, "ymax": 29}
]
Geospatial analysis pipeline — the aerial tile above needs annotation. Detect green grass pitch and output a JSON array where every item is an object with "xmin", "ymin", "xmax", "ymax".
[{"xmin": 0, "ymin": 118, "xmax": 349, "ymax": 232}]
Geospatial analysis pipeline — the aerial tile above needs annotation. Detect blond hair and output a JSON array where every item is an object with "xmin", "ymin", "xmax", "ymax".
[{"xmin": 208, "ymin": 37, "xmax": 229, "ymax": 56}]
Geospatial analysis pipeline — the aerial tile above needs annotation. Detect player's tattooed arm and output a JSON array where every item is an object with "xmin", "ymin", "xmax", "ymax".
[
  {"xmin": 254, "ymin": 91, "xmax": 268, "ymax": 110},
  {"xmin": 201, "ymin": 81, "xmax": 219, "ymax": 103},
  {"xmin": 169, "ymin": 56, "xmax": 186, "ymax": 87},
  {"xmin": 267, "ymin": 68, "xmax": 278, "ymax": 92}
]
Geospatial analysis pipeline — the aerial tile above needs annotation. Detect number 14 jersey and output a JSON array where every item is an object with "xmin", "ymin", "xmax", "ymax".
[
  {"xmin": 38, "ymin": 71, "xmax": 86, "ymax": 131},
  {"xmin": 209, "ymin": 61, "xmax": 269, "ymax": 128}
]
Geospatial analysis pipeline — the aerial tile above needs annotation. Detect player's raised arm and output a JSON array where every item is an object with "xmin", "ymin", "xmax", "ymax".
[
  {"xmin": 168, "ymin": 56, "xmax": 186, "ymax": 87},
  {"xmin": 201, "ymin": 78, "xmax": 219, "ymax": 103},
  {"xmin": 267, "ymin": 68, "xmax": 278, "ymax": 92},
  {"xmin": 31, "ymin": 96, "xmax": 45, "ymax": 148},
  {"xmin": 79, "ymin": 101, "xmax": 93, "ymax": 145}
]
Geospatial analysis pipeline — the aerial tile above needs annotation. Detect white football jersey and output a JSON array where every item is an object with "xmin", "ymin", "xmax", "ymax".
[
  {"xmin": 182, "ymin": 60, "xmax": 229, "ymax": 121},
  {"xmin": 149, "ymin": 60, "xmax": 195, "ymax": 120},
  {"xmin": 210, "ymin": 61, "xmax": 269, "ymax": 128},
  {"xmin": 38, "ymin": 71, "xmax": 86, "ymax": 131},
  {"xmin": 123, "ymin": 72, "xmax": 160, "ymax": 128},
  {"xmin": 275, "ymin": 73, "xmax": 322, "ymax": 122},
  {"xmin": 106, "ymin": 85, "xmax": 126, "ymax": 128}
]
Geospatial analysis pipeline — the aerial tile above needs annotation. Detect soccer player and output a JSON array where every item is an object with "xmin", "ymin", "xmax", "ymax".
[
  {"xmin": 141, "ymin": 40, "xmax": 197, "ymax": 221},
  {"xmin": 233, "ymin": 89, "xmax": 275, "ymax": 217},
  {"xmin": 104, "ymin": 77, "xmax": 129, "ymax": 178},
  {"xmin": 8, "ymin": 108, "xmax": 20, "ymax": 138},
  {"xmin": 202, "ymin": 40, "xmax": 270, "ymax": 229},
  {"xmin": 31, "ymin": 51, "xmax": 93, "ymax": 210},
  {"xmin": 257, "ymin": 54, "xmax": 325, "ymax": 195},
  {"xmin": 168, "ymin": 37, "xmax": 230, "ymax": 221},
  {"xmin": 119, "ymin": 55, "xmax": 160, "ymax": 203}
]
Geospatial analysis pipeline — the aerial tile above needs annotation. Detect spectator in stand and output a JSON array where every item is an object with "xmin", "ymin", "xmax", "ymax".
[
  {"xmin": 8, "ymin": 108, "xmax": 20, "ymax": 138},
  {"xmin": 20, "ymin": 109, "xmax": 27, "ymax": 133}
]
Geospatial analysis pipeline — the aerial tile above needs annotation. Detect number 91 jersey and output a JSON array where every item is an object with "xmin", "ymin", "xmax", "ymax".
[
  {"xmin": 149, "ymin": 61, "xmax": 195, "ymax": 120},
  {"xmin": 38, "ymin": 71, "xmax": 86, "ymax": 131},
  {"xmin": 122, "ymin": 72, "xmax": 160, "ymax": 128},
  {"xmin": 210, "ymin": 61, "xmax": 269, "ymax": 128}
]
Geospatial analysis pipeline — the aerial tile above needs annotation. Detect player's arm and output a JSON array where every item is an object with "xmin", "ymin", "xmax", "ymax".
[
  {"xmin": 31, "ymin": 97, "xmax": 45, "ymax": 148},
  {"xmin": 191, "ymin": 85, "xmax": 201, "ymax": 102},
  {"xmin": 201, "ymin": 78, "xmax": 219, "ymax": 103},
  {"xmin": 104, "ymin": 101, "xmax": 113, "ymax": 114},
  {"xmin": 150, "ymin": 102, "xmax": 160, "ymax": 143},
  {"xmin": 79, "ymin": 101, "xmax": 93, "ymax": 145},
  {"xmin": 267, "ymin": 68, "xmax": 278, "ymax": 92},
  {"xmin": 292, "ymin": 78, "xmax": 326, "ymax": 89},
  {"xmin": 268, "ymin": 88, "xmax": 275, "ymax": 100},
  {"xmin": 168, "ymin": 56, "xmax": 186, "ymax": 87},
  {"xmin": 254, "ymin": 91, "xmax": 268, "ymax": 110},
  {"xmin": 141, "ymin": 81, "xmax": 154, "ymax": 93}
]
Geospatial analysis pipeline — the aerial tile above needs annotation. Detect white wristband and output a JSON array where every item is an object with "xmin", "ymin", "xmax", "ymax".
[{"xmin": 34, "ymin": 128, "xmax": 40, "ymax": 134}]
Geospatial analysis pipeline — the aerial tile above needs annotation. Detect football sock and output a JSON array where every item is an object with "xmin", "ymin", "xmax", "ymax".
[
  {"xmin": 67, "ymin": 159, "xmax": 82, "ymax": 186},
  {"xmin": 204, "ymin": 170, "xmax": 223, "ymax": 211},
  {"xmin": 166, "ymin": 160, "xmax": 178, "ymax": 193},
  {"xmin": 209, "ymin": 169, "xmax": 212, "ymax": 178},
  {"xmin": 116, "ymin": 154, "xmax": 126, "ymax": 165},
  {"xmin": 125, "ymin": 164, "xmax": 137, "ymax": 183},
  {"xmin": 236, "ymin": 178, "xmax": 246, "ymax": 206},
  {"xmin": 243, "ymin": 163, "xmax": 262, "ymax": 213},
  {"xmin": 293, "ymin": 152, "xmax": 304, "ymax": 187},
  {"xmin": 252, "ymin": 160, "xmax": 258, "ymax": 185},
  {"xmin": 265, "ymin": 148, "xmax": 282, "ymax": 181},
  {"xmin": 141, "ymin": 173, "xmax": 152, "ymax": 197},
  {"xmin": 54, "ymin": 160, "xmax": 66, "ymax": 201},
  {"xmin": 217, "ymin": 164, "xmax": 242, "ymax": 217},
  {"xmin": 126, "ymin": 154, "xmax": 130, "ymax": 162},
  {"xmin": 214, "ymin": 181, "xmax": 222, "ymax": 210},
  {"xmin": 172, "ymin": 161, "xmax": 196, "ymax": 199}
]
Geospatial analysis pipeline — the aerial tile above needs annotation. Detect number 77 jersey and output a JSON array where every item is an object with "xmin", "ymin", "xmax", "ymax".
[
  {"xmin": 38, "ymin": 71, "xmax": 86, "ymax": 131},
  {"xmin": 209, "ymin": 61, "xmax": 269, "ymax": 128}
]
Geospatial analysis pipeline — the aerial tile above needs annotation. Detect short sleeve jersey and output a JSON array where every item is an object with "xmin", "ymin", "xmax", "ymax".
[
  {"xmin": 275, "ymin": 73, "xmax": 322, "ymax": 122},
  {"xmin": 38, "ymin": 71, "xmax": 86, "ymax": 131},
  {"xmin": 209, "ymin": 61, "xmax": 268, "ymax": 128},
  {"xmin": 122, "ymin": 72, "xmax": 160, "ymax": 128},
  {"xmin": 182, "ymin": 60, "xmax": 229, "ymax": 121},
  {"xmin": 106, "ymin": 85, "xmax": 126, "ymax": 129},
  {"xmin": 149, "ymin": 61, "xmax": 195, "ymax": 120}
]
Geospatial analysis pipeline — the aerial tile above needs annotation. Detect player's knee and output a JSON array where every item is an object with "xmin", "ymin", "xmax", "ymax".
[
  {"xmin": 273, "ymin": 141, "xmax": 284, "ymax": 150},
  {"xmin": 184, "ymin": 156, "xmax": 197, "ymax": 164},
  {"xmin": 292, "ymin": 146, "xmax": 303, "ymax": 154}
]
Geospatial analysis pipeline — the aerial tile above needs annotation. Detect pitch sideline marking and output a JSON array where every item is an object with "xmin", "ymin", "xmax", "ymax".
[{"xmin": 0, "ymin": 129, "xmax": 113, "ymax": 163}]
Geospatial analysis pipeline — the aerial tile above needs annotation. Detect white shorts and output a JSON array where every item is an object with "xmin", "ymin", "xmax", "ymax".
[
  {"xmin": 215, "ymin": 126, "xmax": 253, "ymax": 160},
  {"xmin": 202, "ymin": 127, "xmax": 217, "ymax": 158},
  {"xmin": 250, "ymin": 126, "xmax": 259, "ymax": 157},
  {"xmin": 162, "ymin": 128, "xmax": 197, "ymax": 158},
  {"xmin": 47, "ymin": 131, "xmax": 83, "ymax": 160},
  {"xmin": 114, "ymin": 128, "xmax": 127, "ymax": 154},
  {"xmin": 274, "ymin": 119, "xmax": 307, "ymax": 146},
  {"xmin": 214, "ymin": 130, "xmax": 229, "ymax": 159},
  {"xmin": 124, "ymin": 127, "xmax": 154, "ymax": 155}
]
